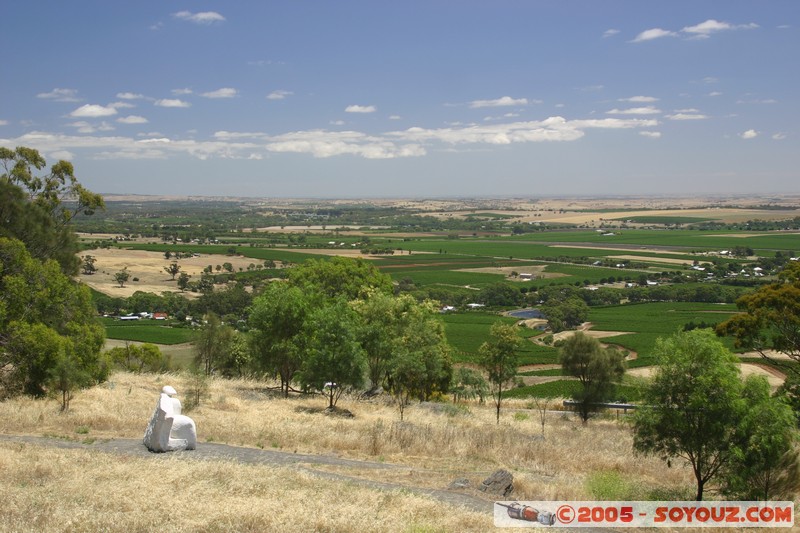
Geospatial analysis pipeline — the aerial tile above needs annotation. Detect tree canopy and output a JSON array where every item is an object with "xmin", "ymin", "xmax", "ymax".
[
  {"xmin": 559, "ymin": 332, "xmax": 625, "ymax": 424},
  {"xmin": 633, "ymin": 329, "xmax": 744, "ymax": 501},
  {"xmin": 287, "ymin": 256, "xmax": 393, "ymax": 301},
  {"xmin": 717, "ymin": 261, "xmax": 800, "ymax": 376},
  {"xmin": 479, "ymin": 322, "xmax": 521, "ymax": 423},
  {"xmin": 0, "ymin": 237, "xmax": 107, "ymax": 398},
  {"xmin": 1, "ymin": 147, "xmax": 104, "ymax": 275}
]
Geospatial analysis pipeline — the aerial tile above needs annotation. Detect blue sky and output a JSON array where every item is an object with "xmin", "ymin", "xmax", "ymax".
[{"xmin": 1, "ymin": 1, "xmax": 798, "ymax": 198}]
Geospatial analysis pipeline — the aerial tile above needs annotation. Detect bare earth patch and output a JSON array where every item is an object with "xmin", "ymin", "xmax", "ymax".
[
  {"xmin": 607, "ymin": 254, "xmax": 692, "ymax": 265},
  {"xmin": 78, "ymin": 248, "xmax": 263, "ymax": 298},
  {"xmin": 628, "ymin": 363, "xmax": 785, "ymax": 390},
  {"xmin": 456, "ymin": 265, "xmax": 567, "ymax": 280}
]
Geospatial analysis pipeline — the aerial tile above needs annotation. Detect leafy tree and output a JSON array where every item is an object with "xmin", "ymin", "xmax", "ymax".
[
  {"xmin": 451, "ymin": 367, "xmax": 489, "ymax": 404},
  {"xmin": 177, "ymin": 271, "xmax": 191, "ymax": 292},
  {"xmin": 107, "ymin": 342, "xmax": 167, "ymax": 373},
  {"xmin": 353, "ymin": 292, "xmax": 444, "ymax": 391},
  {"xmin": 0, "ymin": 238, "xmax": 106, "ymax": 398},
  {"xmin": 479, "ymin": 322, "xmax": 521, "ymax": 423},
  {"xmin": 249, "ymin": 283, "xmax": 312, "ymax": 397},
  {"xmin": 49, "ymin": 351, "xmax": 90, "ymax": 412},
  {"xmin": 164, "ymin": 261, "xmax": 181, "ymax": 280},
  {"xmin": 193, "ymin": 283, "xmax": 252, "ymax": 323},
  {"xmin": 384, "ymin": 300, "xmax": 452, "ymax": 419},
  {"xmin": 81, "ymin": 254, "xmax": 97, "ymax": 275},
  {"xmin": 353, "ymin": 291, "xmax": 408, "ymax": 390},
  {"xmin": 197, "ymin": 272, "xmax": 215, "ymax": 294},
  {"xmin": 298, "ymin": 299, "xmax": 366, "ymax": 408},
  {"xmin": 717, "ymin": 261, "xmax": 800, "ymax": 377},
  {"xmin": 542, "ymin": 296, "xmax": 589, "ymax": 332},
  {"xmin": 217, "ymin": 333, "xmax": 252, "ymax": 378},
  {"xmin": 194, "ymin": 312, "xmax": 235, "ymax": 376},
  {"xmin": 633, "ymin": 329, "xmax": 745, "ymax": 501},
  {"xmin": 0, "ymin": 147, "xmax": 104, "ymax": 275},
  {"xmin": 114, "ymin": 267, "xmax": 130, "ymax": 287},
  {"xmin": 559, "ymin": 332, "xmax": 625, "ymax": 424},
  {"xmin": 476, "ymin": 282, "xmax": 522, "ymax": 307},
  {"xmin": 288, "ymin": 256, "xmax": 393, "ymax": 300},
  {"xmin": 387, "ymin": 349, "xmax": 426, "ymax": 421},
  {"xmin": 721, "ymin": 375, "xmax": 800, "ymax": 501}
]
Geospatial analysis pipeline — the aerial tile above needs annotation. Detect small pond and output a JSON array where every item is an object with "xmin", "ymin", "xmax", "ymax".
[{"xmin": 508, "ymin": 308, "xmax": 545, "ymax": 319}]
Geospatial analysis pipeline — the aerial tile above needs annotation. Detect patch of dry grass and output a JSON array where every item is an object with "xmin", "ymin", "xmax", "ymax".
[
  {"xmin": 0, "ymin": 372, "xmax": 700, "ymax": 531},
  {"xmin": 0, "ymin": 443, "xmax": 491, "ymax": 532}
]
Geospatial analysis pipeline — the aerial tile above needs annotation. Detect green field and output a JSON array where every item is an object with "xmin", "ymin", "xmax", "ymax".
[
  {"xmin": 102, "ymin": 318, "xmax": 195, "ymax": 345},
  {"xmin": 587, "ymin": 302, "xmax": 738, "ymax": 366},
  {"xmin": 442, "ymin": 312, "xmax": 558, "ymax": 365}
]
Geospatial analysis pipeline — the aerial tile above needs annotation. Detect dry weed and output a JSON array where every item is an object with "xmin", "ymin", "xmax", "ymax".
[{"xmin": 0, "ymin": 371, "xmax": 701, "ymax": 530}]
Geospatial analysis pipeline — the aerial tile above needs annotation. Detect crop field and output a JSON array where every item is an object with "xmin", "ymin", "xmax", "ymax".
[
  {"xmin": 102, "ymin": 318, "xmax": 195, "ymax": 345},
  {"xmin": 610, "ymin": 216, "xmax": 713, "ymax": 224},
  {"xmin": 507, "ymin": 229, "xmax": 800, "ymax": 253},
  {"xmin": 442, "ymin": 312, "xmax": 558, "ymax": 365},
  {"xmin": 587, "ymin": 302, "xmax": 738, "ymax": 366}
]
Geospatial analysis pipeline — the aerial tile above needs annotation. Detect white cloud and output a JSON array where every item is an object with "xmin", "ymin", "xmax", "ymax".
[
  {"xmin": 109, "ymin": 101, "xmax": 135, "ymax": 109},
  {"xmin": 172, "ymin": 88, "xmax": 193, "ymax": 96},
  {"xmin": 469, "ymin": 96, "xmax": 528, "ymax": 108},
  {"xmin": 708, "ymin": 91, "xmax": 723, "ymax": 97},
  {"xmin": 737, "ymin": 98, "xmax": 778, "ymax": 105},
  {"xmin": 68, "ymin": 121, "xmax": 115, "ymax": 133},
  {"xmin": 213, "ymin": 131, "xmax": 269, "ymax": 141},
  {"xmin": 681, "ymin": 19, "xmax": 758, "ymax": 38},
  {"xmin": 37, "ymin": 88, "xmax": 81, "ymax": 102},
  {"xmin": 69, "ymin": 104, "xmax": 118, "ymax": 118},
  {"xmin": 155, "ymin": 99, "xmax": 191, "ymax": 108},
  {"xmin": 1, "ymin": 114, "xmax": 658, "ymax": 163},
  {"xmin": 606, "ymin": 106, "xmax": 661, "ymax": 115},
  {"xmin": 603, "ymin": 29, "xmax": 620, "ymax": 38},
  {"xmin": 0, "ymin": 120, "xmax": 8, "ymax": 126},
  {"xmin": 632, "ymin": 28, "xmax": 676, "ymax": 42},
  {"xmin": 173, "ymin": 11, "xmax": 225, "ymax": 24},
  {"xmin": 267, "ymin": 90, "xmax": 292, "ymax": 100},
  {"xmin": 266, "ymin": 130, "xmax": 425, "ymax": 159},
  {"xmin": 117, "ymin": 115, "xmax": 149, "ymax": 124},
  {"xmin": 772, "ymin": 133, "xmax": 787, "ymax": 140},
  {"xmin": 675, "ymin": 108, "xmax": 700, "ymax": 113},
  {"xmin": 639, "ymin": 131, "xmax": 662, "ymax": 139},
  {"xmin": 117, "ymin": 92, "xmax": 145, "ymax": 100},
  {"xmin": 666, "ymin": 113, "xmax": 708, "ymax": 120},
  {"xmin": 619, "ymin": 96, "xmax": 659, "ymax": 103},
  {"xmin": 740, "ymin": 129, "xmax": 758, "ymax": 139},
  {"xmin": 329, "ymin": 120, "xmax": 346, "ymax": 126},
  {"xmin": 389, "ymin": 115, "xmax": 402, "ymax": 120},
  {"xmin": 345, "ymin": 105, "xmax": 377, "ymax": 113},
  {"xmin": 388, "ymin": 116, "xmax": 657, "ymax": 146},
  {"xmin": 201, "ymin": 88, "xmax": 238, "ymax": 99}
]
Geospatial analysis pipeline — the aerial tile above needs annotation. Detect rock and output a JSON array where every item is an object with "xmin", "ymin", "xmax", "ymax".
[
  {"xmin": 479, "ymin": 469, "xmax": 513, "ymax": 497},
  {"xmin": 448, "ymin": 478, "xmax": 471, "ymax": 490}
]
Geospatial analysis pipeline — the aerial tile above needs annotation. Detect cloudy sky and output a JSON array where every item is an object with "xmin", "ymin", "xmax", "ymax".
[{"xmin": 1, "ymin": 2, "xmax": 798, "ymax": 198}]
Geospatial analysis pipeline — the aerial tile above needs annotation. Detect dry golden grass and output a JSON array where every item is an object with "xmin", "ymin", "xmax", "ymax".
[{"xmin": 0, "ymin": 372, "xmax": 702, "ymax": 531}]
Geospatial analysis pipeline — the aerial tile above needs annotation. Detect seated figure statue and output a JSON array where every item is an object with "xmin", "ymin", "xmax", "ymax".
[{"xmin": 143, "ymin": 385, "xmax": 197, "ymax": 452}]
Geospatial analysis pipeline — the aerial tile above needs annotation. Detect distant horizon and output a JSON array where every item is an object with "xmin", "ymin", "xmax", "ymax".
[{"xmin": 3, "ymin": 2, "xmax": 798, "ymax": 197}]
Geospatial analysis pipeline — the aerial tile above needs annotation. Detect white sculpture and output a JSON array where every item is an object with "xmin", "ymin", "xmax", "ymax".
[{"xmin": 143, "ymin": 385, "xmax": 197, "ymax": 452}]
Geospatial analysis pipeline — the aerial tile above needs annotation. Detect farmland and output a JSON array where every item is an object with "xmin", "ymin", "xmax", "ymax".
[{"xmin": 76, "ymin": 196, "xmax": 800, "ymax": 400}]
